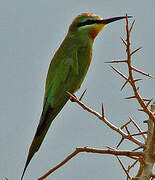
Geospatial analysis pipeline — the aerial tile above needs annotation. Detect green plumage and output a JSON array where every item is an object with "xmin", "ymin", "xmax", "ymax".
[
  {"xmin": 21, "ymin": 13, "xmax": 128, "ymax": 179},
  {"xmin": 34, "ymin": 31, "xmax": 93, "ymax": 150}
]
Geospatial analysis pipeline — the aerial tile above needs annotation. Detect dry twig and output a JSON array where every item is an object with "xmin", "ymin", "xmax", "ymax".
[{"xmin": 38, "ymin": 147, "xmax": 143, "ymax": 180}]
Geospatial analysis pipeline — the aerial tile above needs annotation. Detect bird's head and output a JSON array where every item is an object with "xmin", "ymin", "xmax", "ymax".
[{"xmin": 69, "ymin": 13, "xmax": 131, "ymax": 41}]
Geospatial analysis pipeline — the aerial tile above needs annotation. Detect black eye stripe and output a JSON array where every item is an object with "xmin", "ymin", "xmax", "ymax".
[{"xmin": 77, "ymin": 19, "xmax": 101, "ymax": 27}]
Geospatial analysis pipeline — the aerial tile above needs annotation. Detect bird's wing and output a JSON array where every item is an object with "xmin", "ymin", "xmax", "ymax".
[
  {"xmin": 44, "ymin": 48, "xmax": 79, "ymax": 106},
  {"xmin": 21, "ymin": 48, "xmax": 79, "ymax": 180},
  {"xmin": 68, "ymin": 50, "xmax": 79, "ymax": 75}
]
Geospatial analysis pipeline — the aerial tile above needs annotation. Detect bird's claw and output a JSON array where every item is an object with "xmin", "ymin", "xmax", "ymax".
[{"xmin": 70, "ymin": 94, "xmax": 77, "ymax": 102}]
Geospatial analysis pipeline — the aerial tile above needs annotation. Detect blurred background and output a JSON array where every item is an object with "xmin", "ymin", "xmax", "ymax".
[{"xmin": 0, "ymin": 0, "xmax": 155, "ymax": 179}]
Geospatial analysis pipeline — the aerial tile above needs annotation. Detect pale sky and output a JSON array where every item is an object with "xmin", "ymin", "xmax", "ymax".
[{"xmin": 1, "ymin": 0, "xmax": 155, "ymax": 179}]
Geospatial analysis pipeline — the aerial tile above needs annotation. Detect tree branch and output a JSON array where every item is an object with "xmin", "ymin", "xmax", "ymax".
[
  {"xmin": 67, "ymin": 91, "xmax": 145, "ymax": 148},
  {"xmin": 38, "ymin": 147, "xmax": 143, "ymax": 180}
]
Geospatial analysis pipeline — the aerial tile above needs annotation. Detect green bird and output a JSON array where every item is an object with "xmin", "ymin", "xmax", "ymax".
[{"xmin": 21, "ymin": 13, "xmax": 130, "ymax": 179}]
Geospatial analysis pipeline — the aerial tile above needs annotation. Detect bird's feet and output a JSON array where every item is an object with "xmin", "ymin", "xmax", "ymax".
[{"xmin": 70, "ymin": 94, "xmax": 77, "ymax": 102}]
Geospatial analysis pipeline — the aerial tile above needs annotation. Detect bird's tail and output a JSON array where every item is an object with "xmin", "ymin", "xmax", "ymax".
[{"xmin": 21, "ymin": 104, "xmax": 60, "ymax": 180}]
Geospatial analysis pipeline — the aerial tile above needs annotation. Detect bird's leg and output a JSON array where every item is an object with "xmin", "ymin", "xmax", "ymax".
[{"xmin": 70, "ymin": 94, "xmax": 77, "ymax": 102}]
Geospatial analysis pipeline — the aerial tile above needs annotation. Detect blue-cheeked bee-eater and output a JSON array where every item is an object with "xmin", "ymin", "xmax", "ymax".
[{"xmin": 21, "ymin": 13, "xmax": 131, "ymax": 179}]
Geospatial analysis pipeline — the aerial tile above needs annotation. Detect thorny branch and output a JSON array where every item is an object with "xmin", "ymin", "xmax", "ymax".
[
  {"xmin": 38, "ymin": 147, "xmax": 143, "ymax": 180},
  {"xmin": 39, "ymin": 15, "xmax": 155, "ymax": 180}
]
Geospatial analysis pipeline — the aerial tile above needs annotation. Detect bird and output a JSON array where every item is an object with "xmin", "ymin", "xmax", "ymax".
[{"xmin": 21, "ymin": 13, "xmax": 131, "ymax": 179}]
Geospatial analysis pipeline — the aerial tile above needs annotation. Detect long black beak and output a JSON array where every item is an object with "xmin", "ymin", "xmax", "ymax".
[
  {"xmin": 77, "ymin": 15, "xmax": 132, "ymax": 27},
  {"xmin": 101, "ymin": 16, "xmax": 132, "ymax": 24}
]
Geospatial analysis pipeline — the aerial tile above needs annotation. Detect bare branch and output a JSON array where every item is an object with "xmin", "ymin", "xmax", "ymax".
[
  {"xmin": 138, "ymin": 101, "xmax": 155, "ymax": 179},
  {"xmin": 67, "ymin": 91, "xmax": 145, "ymax": 147},
  {"xmin": 104, "ymin": 60, "xmax": 127, "ymax": 63},
  {"xmin": 124, "ymin": 15, "xmax": 155, "ymax": 123},
  {"xmin": 129, "ymin": 117, "xmax": 146, "ymax": 141},
  {"xmin": 38, "ymin": 147, "xmax": 143, "ymax": 180},
  {"xmin": 116, "ymin": 156, "xmax": 132, "ymax": 179},
  {"xmin": 120, "ymin": 120, "xmax": 132, "ymax": 129}
]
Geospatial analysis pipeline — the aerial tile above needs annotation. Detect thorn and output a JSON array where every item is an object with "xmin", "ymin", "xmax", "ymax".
[
  {"xmin": 143, "ymin": 120, "xmax": 148, "ymax": 123},
  {"xmin": 127, "ymin": 167, "xmax": 130, "ymax": 180},
  {"xmin": 66, "ymin": 91, "xmax": 77, "ymax": 102},
  {"xmin": 130, "ymin": 131, "xmax": 147, "ymax": 137},
  {"xmin": 110, "ymin": 65, "xmax": 128, "ymax": 80},
  {"xmin": 129, "ymin": 117, "xmax": 146, "ymax": 141},
  {"xmin": 106, "ymin": 146, "xmax": 116, "ymax": 150},
  {"xmin": 128, "ymin": 159, "xmax": 139, "ymax": 171},
  {"xmin": 129, "ymin": 20, "xmax": 135, "ymax": 33},
  {"xmin": 132, "ymin": 66, "xmax": 152, "ymax": 78},
  {"xmin": 130, "ymin": 47, "xmax": 142, "ymax": 56},
  {"xmin": 136, "ymin": 87, "xmax": 140, "ymax": 91},
  {"xmin": 132, "ymin": 146, "xmax": 144, "ymax": 152},
  {"xmin": 104, "ymin": 60, "xmax": 127, "ymax": 63},
  {"xmin": 70, "ymin": 94, "xmax": 77, "ymax": 102},
  {"xmin": 116, "ymin": 156, "xmax": 132, "ymax": 179},
  {"xmin": 120, "ymin": 36, "xmax": 127, "ymax": 46},
  {"xmin": 125, "ymin": 126, "xmax": 130, "ymax": 135},
  {"xmin": 133, "ymin": 78, "xmax": 142, "ymax": 83},
  {"xmin": 120, "ymin": 120, "xmax": 132, "ymax": 129},
  {"xmin": 125, "ymin": 96, "xmax": 136, "ymax": 99},
  {"xmin": 121, "ymin": 79, "xmax": 130, "ymax": 91},
  {"xmin": 79, "ymin": 89, "xmax": 87, "ymax": 101},
  {"xmin": 143, "ymin": 98, "xmax": 152, "ymax": 102},
  {"xmin": 145, "ymin": 98, "xmax": 153, "ymax": 107},
  {"xmin": 128, "ymin": 156, "xmax": 139, "ymax": 161},
  {"xmin": 116, "ymin": 137, "xmax": 124, "ymax": 149},
  {"xmin": 101, "ymin": 103, "xmax": 104, "ymax": 118},
  {"xmin": 125, "ymin": 14, "xmax": 130, "ymax": 42},
  {"xmin": 138, "ymin": 109, "xmax": 144, "ymax": 112}
]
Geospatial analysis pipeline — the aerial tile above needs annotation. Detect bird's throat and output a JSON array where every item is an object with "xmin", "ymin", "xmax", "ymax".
[{"xmin": 89, "ymin": 24, "xmax": 105, "ymax": 41}]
